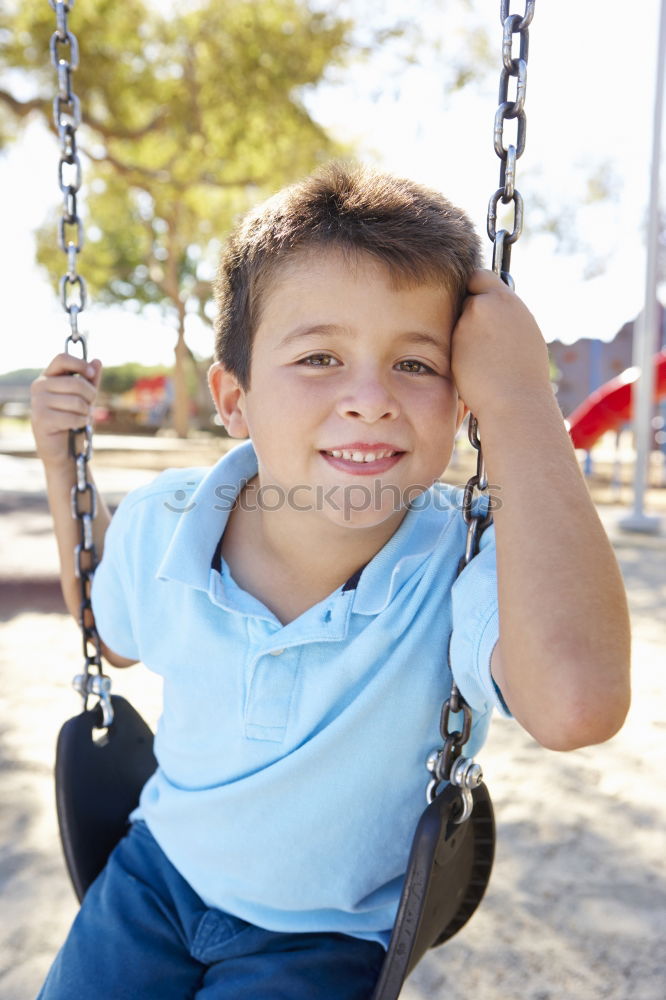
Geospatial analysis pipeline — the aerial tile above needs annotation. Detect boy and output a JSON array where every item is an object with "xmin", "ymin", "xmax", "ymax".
[{"xmin": 31, "ymin": 164, "xmax": 631, "ymax": 999}]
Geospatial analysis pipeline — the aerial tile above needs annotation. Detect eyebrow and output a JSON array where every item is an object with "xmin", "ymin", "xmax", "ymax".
[
  {"xmin": 276, "ymin": 323, "xmax": 345, "ymax": 348},
  {"xmin": 276, "ymin": 324, "xmax": 447, "ymax": 354}
]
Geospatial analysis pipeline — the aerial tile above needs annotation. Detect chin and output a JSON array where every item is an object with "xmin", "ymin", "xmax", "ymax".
[{"xmin": 327, "ymin": 504, "xmax": 406, "ymax": 531}]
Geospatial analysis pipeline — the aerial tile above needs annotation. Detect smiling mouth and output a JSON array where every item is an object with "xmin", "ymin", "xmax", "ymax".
[{"xmin": 322, "ymin": 448, "xmax": 402, "ymax": 463}]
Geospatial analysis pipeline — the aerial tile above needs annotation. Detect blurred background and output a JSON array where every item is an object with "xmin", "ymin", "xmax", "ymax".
[{"xmin": 1, "ymin": 0, "xmax": 664, "ymax": 485}]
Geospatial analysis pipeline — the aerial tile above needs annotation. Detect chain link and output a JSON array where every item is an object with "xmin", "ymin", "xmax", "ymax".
[
  {"xmin": 488, "ymin": 0, "xmax": 534, "ymax": 289},
  {"xmin": 427, "ymin": 1, "xmax": 536, "ymax": 810},
  {"xmin": 50, "ymin": 1, "xmax": 113, "ymax": 727},
  {"xmin": 50, "ymin": 0, "xmax": 87, "ymax": 342}
]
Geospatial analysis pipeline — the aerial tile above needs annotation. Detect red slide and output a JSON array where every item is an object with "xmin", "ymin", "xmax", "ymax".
[{"xmin": 567, "ymin": 350, "xmax": 666, "ymax": 451}]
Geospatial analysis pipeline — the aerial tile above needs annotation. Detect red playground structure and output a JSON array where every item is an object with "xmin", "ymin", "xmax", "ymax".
[{"xmin": 567, "ymin": 350, "xmax": 666, "ymax": 451}]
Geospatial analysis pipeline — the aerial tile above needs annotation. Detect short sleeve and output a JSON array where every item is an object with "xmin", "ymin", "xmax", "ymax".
[
  {"xmin": 90, "ymin": 495, "xmax": 141, "ymax": 661},
  {"xmin": 448, "ymin": 523, "xmax": 510, "ymax": 717}
]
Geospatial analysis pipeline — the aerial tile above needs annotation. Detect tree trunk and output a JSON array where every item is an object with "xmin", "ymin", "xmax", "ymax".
[
  {"xmin": 184, "ymin": 340, "xmax": 215, "ymax": 429},
  {"xmin": 173, "ymin": 321, "xmax": 190, "ymax": 439}
]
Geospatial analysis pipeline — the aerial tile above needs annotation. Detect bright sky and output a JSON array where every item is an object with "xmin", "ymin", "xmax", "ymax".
[{"xmin": 1, "ymin": 0, "xmax": 664, "ymax": 375}]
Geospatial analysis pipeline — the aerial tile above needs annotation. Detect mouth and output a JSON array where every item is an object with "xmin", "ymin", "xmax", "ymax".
[
  {"xmin": 320, "ymin": 444, "xmax": 405, "ymax": 475},
  {"xmin": 323, "ymin": 447, "xmax": 401, "ymax": 463}
]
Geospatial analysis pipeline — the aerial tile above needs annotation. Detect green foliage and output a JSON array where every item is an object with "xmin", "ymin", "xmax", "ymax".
[
  {"xmin": 3, "ymin": 0, "xmax": 354, "ymax": 327},
  {"xmin": 0, "ymin": 368, "xmax": 41, "ymax": 384},
  {"xmin": 1, "ymin": 1, "xmax": 493, "ymax": 322}
]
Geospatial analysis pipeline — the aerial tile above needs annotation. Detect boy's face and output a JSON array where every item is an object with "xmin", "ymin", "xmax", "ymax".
[{"xmin": 211, "ymin": 248, "xmax": 467, "ymax": 532}]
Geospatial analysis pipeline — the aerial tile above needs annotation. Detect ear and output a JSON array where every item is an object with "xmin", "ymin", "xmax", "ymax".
[
  {"xmin": 455, "ymin": 398, "xmax": 469, "ymax": 433},
  {"xmin": 208, "ymin": 362, "xmax": 249, "ymax": 438}
]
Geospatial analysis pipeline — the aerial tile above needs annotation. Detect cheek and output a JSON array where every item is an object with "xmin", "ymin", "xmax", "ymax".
[
  {"xmin": 279, "ymin": 374, "xmax": 337, "ymax": 425},
  {"xmin": 242, "ymin": 379, "xmax": 319, "ymax": 458},
  {"xmin": 406, "ymin": 380, "xmax": 459, "ymax": 424},
  {"xmin": 409, "ymin": 386, "xmax": 461, "ymax": 466}
]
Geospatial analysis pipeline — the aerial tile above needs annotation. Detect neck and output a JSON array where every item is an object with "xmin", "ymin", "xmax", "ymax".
[{"xmin": 240, "ymin": 476, "xmax": 406, "ymax": 591}]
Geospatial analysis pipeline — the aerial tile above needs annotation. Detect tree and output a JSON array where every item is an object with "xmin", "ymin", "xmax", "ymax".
[
  {"xmin": 1, "ymin": 1, "xmax": 490, "ymax": 435},
  {"xmin": 1, "ymin": 0, "xmax": 354, "ymax": 435}
]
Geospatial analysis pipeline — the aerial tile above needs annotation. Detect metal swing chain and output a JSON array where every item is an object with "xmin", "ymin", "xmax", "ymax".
[
  {"xmin": 427, "ymin": 0, "xmax": 535, "ymax": 820},
  {"xmin": 49, "ymin": 0, "xmax": 113, "ymax": 727},
  {"xmin": 488, "ymin": 0, "xmax": 535, "ymax": 289}
]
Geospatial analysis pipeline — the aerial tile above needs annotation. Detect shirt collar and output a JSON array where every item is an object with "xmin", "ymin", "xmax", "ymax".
[
  {"xmin": 157, "ymin": 439, "xmax": 461, "ymax": 617},
  {"xmin": 156, "ymin": 439, "xmax": 257, "ymax": 592},
  {"xmin": 349, "ymin": 489, "xmax": 459, "ymax": 616}
]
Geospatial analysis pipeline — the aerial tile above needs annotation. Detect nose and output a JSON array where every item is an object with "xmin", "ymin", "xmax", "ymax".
[{"xmin": 336, "ymin": 370, "xmax": 400, "ymax": 423}]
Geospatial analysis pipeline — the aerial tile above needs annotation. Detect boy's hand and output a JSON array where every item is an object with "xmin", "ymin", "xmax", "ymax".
[
  {"xmin": 451, "ymin": 269, "xmax": 552, "ymax": 422},
  {"xmin": 30, "ymin": 353, "xmax": 102, "ymax": 467}
]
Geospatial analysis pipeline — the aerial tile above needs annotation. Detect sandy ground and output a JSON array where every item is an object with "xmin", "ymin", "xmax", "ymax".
[{"xmin": 0, "ymin": 438, "xmax": 665, "ymax": 1000}]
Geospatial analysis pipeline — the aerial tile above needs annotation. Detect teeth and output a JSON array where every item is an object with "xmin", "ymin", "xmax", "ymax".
[{"xmin": 327, "ymin": 449, "xmax": 397, "ymax": 462}]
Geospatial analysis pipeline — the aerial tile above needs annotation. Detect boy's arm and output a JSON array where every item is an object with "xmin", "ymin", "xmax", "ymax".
[
  {"xmin": 31, "ymin": 354, "xmax": 137, "ymax": 669},
  {"xmin": 452, "ymin": 271, "xmax": 631, "ymax": 751}
]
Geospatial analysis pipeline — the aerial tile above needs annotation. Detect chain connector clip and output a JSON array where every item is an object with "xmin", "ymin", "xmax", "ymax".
[{"xmin": 72, "ymin": 671, "xmax": 114, "ymax": 728}]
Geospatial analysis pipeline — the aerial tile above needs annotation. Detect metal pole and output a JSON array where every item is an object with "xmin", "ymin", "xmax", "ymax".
[{"xmin": 620, "ymin": 0, "xmax": 666, "ymax": 534}]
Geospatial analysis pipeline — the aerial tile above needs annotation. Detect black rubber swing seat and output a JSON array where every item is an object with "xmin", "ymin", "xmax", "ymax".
[
  {"xmin": 370, "ymin": 780, "xmax": 495, "ymax": 1000},
  {"xmin": 55, "ymin": 694, "xmax": 157, "ymax": 902}
]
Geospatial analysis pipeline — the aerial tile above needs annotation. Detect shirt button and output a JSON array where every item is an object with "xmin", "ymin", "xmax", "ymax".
[{"xmin": 270, "ymin": 648, "xmax": 285, "ymax": 656}]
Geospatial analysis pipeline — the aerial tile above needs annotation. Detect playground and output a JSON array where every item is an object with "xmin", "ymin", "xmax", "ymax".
[
  {"xmin": 1, "ymin": 2, "xmax": 665, "ymax": 997},
  {"xmin": 1, "ymin": 432, "xmax": 665, "ymax": 1000}
]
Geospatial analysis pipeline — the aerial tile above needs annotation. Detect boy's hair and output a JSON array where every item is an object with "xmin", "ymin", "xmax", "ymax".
[{"xmin": 214, "ymin": 162, "xmax": 482, "ymax": 389}]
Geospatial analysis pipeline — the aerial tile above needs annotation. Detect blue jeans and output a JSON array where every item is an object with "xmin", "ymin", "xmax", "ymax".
[{"xmin": 38, "ymin": 821, "xmax": 385, "ymax": 999}]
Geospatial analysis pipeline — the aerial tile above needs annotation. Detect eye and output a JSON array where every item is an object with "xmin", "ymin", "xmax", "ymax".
[
  {"xmin": 298, "ymin": 353, "xmax": 340, "ymax": 368},
  {"xmin": 396, "ymin": 359, "xmax": 436, "ymax": 375}
]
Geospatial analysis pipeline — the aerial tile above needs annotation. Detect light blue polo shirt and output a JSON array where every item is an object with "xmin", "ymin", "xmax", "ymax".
[{"xmin": 91, "ymin": 439, "xmax": 506, "ymax": 947}]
